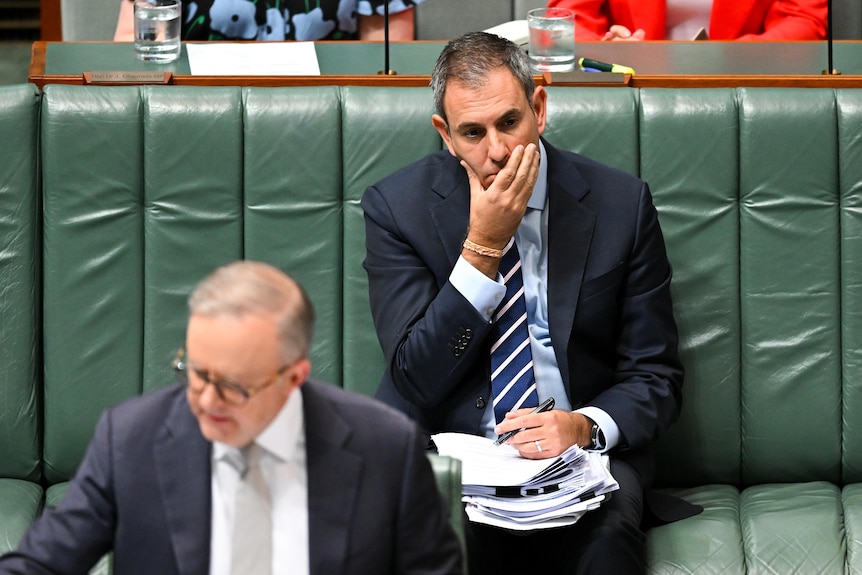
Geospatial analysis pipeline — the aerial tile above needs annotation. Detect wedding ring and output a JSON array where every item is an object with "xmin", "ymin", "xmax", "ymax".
[{"xmin": 535, "ymin": 440, "xmax": 542, "ymax": 453}]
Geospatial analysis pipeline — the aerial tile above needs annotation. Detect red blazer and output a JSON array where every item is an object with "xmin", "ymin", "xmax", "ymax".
[{"xmin": 547, "ymin": 0, "xmax": 827, "ymax": 41}]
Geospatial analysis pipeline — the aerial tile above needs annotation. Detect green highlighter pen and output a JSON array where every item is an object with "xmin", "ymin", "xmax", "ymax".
[{"xmin": 579, "ymin": 57, "xmax": 636, "ymax": 75}]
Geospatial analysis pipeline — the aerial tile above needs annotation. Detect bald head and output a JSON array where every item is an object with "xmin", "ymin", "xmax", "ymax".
[{"xmin": 188, "ymin": 261, "xmax": 315, "ymax": 362}]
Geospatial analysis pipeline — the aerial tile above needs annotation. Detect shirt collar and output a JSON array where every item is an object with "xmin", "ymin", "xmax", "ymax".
[{"xmin": 528, "ymin": 140, "xmax": 548, "ymax": 211}]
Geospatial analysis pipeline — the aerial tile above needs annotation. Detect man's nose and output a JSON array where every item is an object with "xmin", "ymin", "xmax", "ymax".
[
  {"xmin": 197, "ymin": 379, "xmax": 225, "ymax": 409},
  {"xmin": 487, "ymin": 131, "xmax": 509, "ymax": 164}
]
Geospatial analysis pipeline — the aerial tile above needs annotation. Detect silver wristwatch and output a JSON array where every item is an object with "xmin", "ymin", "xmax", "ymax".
[{"xmin": 590, "ymin": 422, "xmax": 606, "ymax": 450}]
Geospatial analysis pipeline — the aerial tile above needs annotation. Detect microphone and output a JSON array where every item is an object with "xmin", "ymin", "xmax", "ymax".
[
  {"xmin": 377, "ymin": 1, "xmax": 397, "ymax": 75},
  {"xmin": 822, "ymin": 0, "xmax": 840, "ymax": 75}
]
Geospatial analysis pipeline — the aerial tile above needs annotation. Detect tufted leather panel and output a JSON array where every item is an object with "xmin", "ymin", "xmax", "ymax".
[
  {"xmin": 242, "ymin": 86, "xmax": 345, "ymax": 387},
  {"xmin": 21, "ymin": 83, "xmax": 862, "ymax": 573},
  {"xmin": 40, "ymin": 85, "xmax": 344, "ymax": 482},
  {"xmin": 545, "ymin": 87, "xmax": 640, "ymax": 176},
  {"xmin": 0, "ymin": 84, "xmax": 42, "ymax": 554},
  {"xmin": 640, "ymin": 88, "xmax": 744, "ymax": 487},
  {"xmin": 738, "ymin": 89, "xmax": 841, "ymax": 485},
  {"xmin": 340, "ymin": 86, "xmax": 442, "ymax": 396},
  {"xmin": 0, "ymin": 481, "xmax": 43, "ymax": 555},
  {"xmin": 647, "ymin": 484, "xmax": 744, "ymax": 574},
  {"xmin": 42, "ymin": 85, "xmax": 149, "ymax": 483},
  {"xmin": 0, "ymin": 84, "xmax": 40, "ymax": 483},
  {"xmin": 839, "ymin": 89, "xmax": 862, "ymax": 484}
]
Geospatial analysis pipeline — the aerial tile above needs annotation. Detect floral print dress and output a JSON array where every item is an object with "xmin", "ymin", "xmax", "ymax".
[{"xmin": 181, "ymin": 0, "xmax": 424, "ymax": 41}]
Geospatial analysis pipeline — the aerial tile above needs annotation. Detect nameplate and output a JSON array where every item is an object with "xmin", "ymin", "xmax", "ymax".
[
  {"xmin": 545, "ymin": 69, "xmax": 629, "ymax": 85},
  {"xmin": 83, "ymin": 71, "xmax": 172, "ymax": 85}
]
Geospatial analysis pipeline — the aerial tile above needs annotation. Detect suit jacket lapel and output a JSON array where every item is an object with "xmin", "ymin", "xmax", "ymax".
[
  {"xmin": 154, "ymin": 392, "xmax": 212, "ymax": 575},
  {"xmin": 304, "ymin": 383, "xmax": 363, "ymax": 575},
  {"xmin": 545, "ymin": 143, "xmax": 596, "ymax": 391}
]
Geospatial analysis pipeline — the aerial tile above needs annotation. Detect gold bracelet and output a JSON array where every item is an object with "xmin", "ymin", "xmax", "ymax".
[{"xmin": 462, "ymin": 238, "xmax": 504, "ymax": 259}]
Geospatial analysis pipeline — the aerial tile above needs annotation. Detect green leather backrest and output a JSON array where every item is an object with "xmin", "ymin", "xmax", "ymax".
[
  {"xmin": 40, "ymin": 85, "xmax": 344, "ymax": 482},
  {"xmin": 545, "ymin": 87, "xmax": 861, "ymax": 487},
  {"xmin": 639, "ymin": 89, "xmax": 743, "ymax": 486},
  {"xmin": 0, "ymin": 84, "xmax": 40, "ymax": 483},
  {"xmin": 340, "ymin": 86, "xmax": 443, "ymax": 397},
  {"xmin": 839, "ymin": 90, "xmax": 862, "ymax": 484},
  {"xmin": 545, "ymin": 88, "xmax": 743, "ymax": 485},
  {"xmin": 242, "ymin": 86, "xmax": 344, "ymax": 387},
  {"xmin": 37, "ymin": 84, "xmax": 862, "ymax": 491},
  {"xmin": 737, "ymin": 89, "xmax": 841, "ymax": 485}
]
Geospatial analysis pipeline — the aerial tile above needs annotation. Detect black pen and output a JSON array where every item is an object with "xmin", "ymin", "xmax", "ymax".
[{"xmin": 493, "ymin": 397, "xmax": 555, "ymax": 446}]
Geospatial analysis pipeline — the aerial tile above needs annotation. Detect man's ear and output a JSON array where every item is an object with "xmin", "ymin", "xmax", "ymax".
[
  {"xmin": 432, "ymin": 114, "xmax": 456, "ymax": 156},
  {"xmin": 289, "ymin": 358, "xmax": 312, "ymax": 388},
  {"xmin": 532, "ymin": 86, "xmax": 548, "ymax": 136}
]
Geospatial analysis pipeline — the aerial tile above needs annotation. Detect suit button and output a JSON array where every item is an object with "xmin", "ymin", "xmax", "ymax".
[
  {"xmin": 450, "ymin": 327, "xmax": 473, "ymax": 357},
  {"xmin": 476, "ymin": 396, "xmax": 486, "ymax": 409}
]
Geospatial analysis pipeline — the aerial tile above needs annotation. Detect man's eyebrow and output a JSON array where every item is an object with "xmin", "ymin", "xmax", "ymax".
[
  {"xmin": 453, "ymin": 108, "xmax": 523, "ymax": 133},
  {"xmin": 453, "ymin": 120, "xmax": 484, "ymax": 132}
]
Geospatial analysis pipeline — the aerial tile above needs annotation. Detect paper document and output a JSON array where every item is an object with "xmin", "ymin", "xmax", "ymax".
[
  {"xmin": 433, "ymin": 432, "xmax": 619, "ymax": 530},
  {"xmin": 432, "ymin": 432, "xmax": 556, "ymax": 485},
  {"xmin": 483, "ymin": 20, "xmax": 529, "ymax": 48},
  {"xmin": 186, "ymin": 42, "xmax": 321, "ymax": 76}
]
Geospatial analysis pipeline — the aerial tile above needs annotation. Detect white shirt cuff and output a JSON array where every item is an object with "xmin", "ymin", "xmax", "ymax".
[
  {"xmin": 574, "ymin": 406, "xmax": 620, "ymax": 453},
  {"xmin": 450, "ymin": 255, "xmax": 506, "ymax": 322}
]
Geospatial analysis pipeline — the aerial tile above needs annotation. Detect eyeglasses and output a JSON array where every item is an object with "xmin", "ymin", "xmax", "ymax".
[{"xmin": 172, "ymin": 348, "xmax": 291, "ymax": 407}]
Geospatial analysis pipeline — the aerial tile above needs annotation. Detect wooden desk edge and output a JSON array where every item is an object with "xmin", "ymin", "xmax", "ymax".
[
  {"xmin": 27, "ymin": 41, "xmax": 456, "ymax": 89},
  {"xmin": 28, "ymin": 41, "xmax": 862, "ymax": 90},
  {"xmin": 29, "ymin": 42, "xmax": 47, "ymax": 88},
  {"xmin": 629, "ymin": 74, "xmax": 862, "ymax": 88}
]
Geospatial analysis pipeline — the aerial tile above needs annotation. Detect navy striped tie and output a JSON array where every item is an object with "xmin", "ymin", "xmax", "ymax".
[{"xmin": 491, "ymin": 238, "xmax": 539, "ymax": 424}]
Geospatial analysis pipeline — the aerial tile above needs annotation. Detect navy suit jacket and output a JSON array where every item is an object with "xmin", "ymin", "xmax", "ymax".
[
  {"xmin": 362, "ymin": 139, "xmax": 684, "ymax": 478},
  {"xmin": 0, "ymin": 381, "xmax": 462, "ymax": 575}
]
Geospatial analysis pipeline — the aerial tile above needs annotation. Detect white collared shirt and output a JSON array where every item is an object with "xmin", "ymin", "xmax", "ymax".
[{"xmin": 209, "ymin": 389, "xmax": 309, "ymax": 575}]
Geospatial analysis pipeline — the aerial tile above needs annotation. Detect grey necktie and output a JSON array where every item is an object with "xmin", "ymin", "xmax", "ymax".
[{"xmin": 230, "ymin": 443, "xmax": 272, "ymax": 575}]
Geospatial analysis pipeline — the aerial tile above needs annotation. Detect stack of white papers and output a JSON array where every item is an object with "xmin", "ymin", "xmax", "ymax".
[{"xmin": 432, "ymin": 432, "xmax": 619, "ymax": 531}]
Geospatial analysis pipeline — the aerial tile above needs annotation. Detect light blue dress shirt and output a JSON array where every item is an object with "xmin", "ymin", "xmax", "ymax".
[{"xmin": 449, "ymin": 141, "xmax": 620, "ymax": 451}]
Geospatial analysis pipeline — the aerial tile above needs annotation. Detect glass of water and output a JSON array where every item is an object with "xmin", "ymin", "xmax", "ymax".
[
  {"xmin": 134, "ymin": 0, "xmax": 182, "ymax": 63},
  {"xmin": 527, "ymin": 8, "xmax": 575, "ymax": 73}
]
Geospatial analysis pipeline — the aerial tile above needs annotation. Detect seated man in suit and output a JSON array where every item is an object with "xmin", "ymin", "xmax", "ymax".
[
  {"xmin": 0, "ymin": 260, "xmax": 462, "ymax": 575},
  {"xmin": 362, "ymin": 32, "xmax": 686, "ymax": 574}
]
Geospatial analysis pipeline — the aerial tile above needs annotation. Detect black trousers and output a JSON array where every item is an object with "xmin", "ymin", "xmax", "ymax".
[{"xmin": 464, "ymin": 459, "xmax": 646, "ymax": 575}]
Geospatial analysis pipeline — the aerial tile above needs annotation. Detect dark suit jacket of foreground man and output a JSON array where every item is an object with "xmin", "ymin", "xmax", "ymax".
[
  {"xmin": 0, "ymin": 381, "xmax": 462, "ymax": 575},
  {"xmin": 363, "ymin": 138, "xmax": 684, "ymax": 482}
]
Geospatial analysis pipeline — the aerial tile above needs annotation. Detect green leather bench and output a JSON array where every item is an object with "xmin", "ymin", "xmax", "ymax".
[
  {"xmin": 0, "ymin": 84, "xmax": 41, "ymax": 558},
  {"xmin": 1, "ymin": 81, "xmax": 862, "ymax": 573}
]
